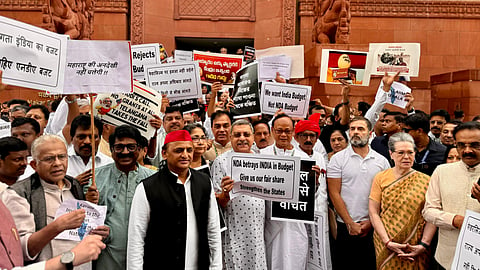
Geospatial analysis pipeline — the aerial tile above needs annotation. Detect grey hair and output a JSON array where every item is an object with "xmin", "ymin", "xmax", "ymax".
[
  {"xmin": 388, "ymin": 132, "xmax": 415, "ymax": 152},
  {"xmin": 231, "ymin": 119, "xmax": 254, "ymax": 133},
  {"xmin": 31, "ymin": 134, "xmax": 67, "ymax": 160}
]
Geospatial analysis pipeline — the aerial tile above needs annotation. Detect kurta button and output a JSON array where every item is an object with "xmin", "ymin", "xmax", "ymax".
[
  {"xmin": 113, "ymin": 195, "xmax": 116, "ymax": 198},
  {"xmin": 118, "ymin": 180, "xmax": 121, "ymax": 183}
]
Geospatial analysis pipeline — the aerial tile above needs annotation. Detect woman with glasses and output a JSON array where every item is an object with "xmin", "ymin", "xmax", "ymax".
[
  {"xmin": 369, "ymin": 132, "xmax": 436, "ymax": 270},
  {"xmin": 184, "ymin": 123, "xmax": 210, "ymax": 176}
]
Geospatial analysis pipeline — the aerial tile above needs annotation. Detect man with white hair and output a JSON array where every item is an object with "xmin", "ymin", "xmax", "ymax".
[{"xmin": 6, "ymin": 135, "xmax": 108, "ymax": 269}]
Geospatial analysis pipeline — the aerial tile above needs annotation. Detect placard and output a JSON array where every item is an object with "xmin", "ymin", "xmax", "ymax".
[
  {"xmin": 169, "ymin": 98, "xmax": 200, "ymax": 114},
  {"xmin": 307, "ymin": 212, "xmax": 329, "ymax": 270},
  {"xmin": 231, "ymin": 62, "xmax": 261, "ymax": 119},
  {"xmin": 368, "ymin": 43, "xmax": 420, "ymax": 77},
  {"xmin": 0, "ymin": 15, "xmax": 67, "ymax": 93},
  {"xmin": 255, "ymin": 45, "xmax": 304, "ymax": 79},
  {"xmin": 145, "ymin": 61, "xmax": 202, "ymax": 101},
  {"xmin": 63, "ymin": 40, "xmax": 133, "ymax": 94},
  {"xmin": 193, "ymin": 50, "xmax": 243, "ymax": 84},
  {"xmin": 93, "ymin": 81, "xmax": 161, "ymax": 138},
  {"xmin": 260, "ymin": 82, "xmax": 311, "ymax": 118},
  {"xmin": 0, "ymin": 122, "xmax": 11, "ymax": 138},
  {"xmin": 174, "ymin": 50, "xmax": 193, "ymax": 62},
  {"xmin": 54, "ymin": 199, "xmax": 107, "ymax": 241},
  {"xmin": 243, "ymin": 46, "xmax": 256, "ymax": 63},
  {"xmin": 381, "ymin": 81, "xmax": 412, "ymax": 109},
  {"xmin": 131, "ymin": 43, "xmax": 161, "ymax": 81},
  {"xmin": 319, "ymin": 49, "xmax": 371, "ymax": 86},
  {"xmin": 271, "ymin": 160, "xmax": 316, "ymax": 223},
  {"xmin": 228, "ymin": 152, "xmax": 301, "ymax": 203},
  {"xmin": 451, "ymin": 210, "xmax": 480, "ymax": 270},
  {"xmin": 258, "ymin": 54, "xmax": 292, "ymax": 81}
]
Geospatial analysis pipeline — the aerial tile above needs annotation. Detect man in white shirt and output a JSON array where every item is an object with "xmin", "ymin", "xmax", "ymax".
[
  {"xmin": 127, "ymin": 130, "xmax": 221, "ymax": 270},
  {"xmin": 327, "ymin": 116, "xmax": 390, "ymax": 269}
]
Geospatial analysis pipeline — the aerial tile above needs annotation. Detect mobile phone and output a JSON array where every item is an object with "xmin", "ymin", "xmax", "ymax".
[{"xmin": 471, "ymin": 177, "xmax": 480, "ymax": 199}]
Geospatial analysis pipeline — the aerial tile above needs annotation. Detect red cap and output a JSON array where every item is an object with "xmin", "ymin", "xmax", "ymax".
[
  {"xmin": 164, "ymin": 130, "xmax": 192, "ymax": 145},
  {"xmin": 295, "ymin": 120, "xmax": 321, "ymax": 136}
]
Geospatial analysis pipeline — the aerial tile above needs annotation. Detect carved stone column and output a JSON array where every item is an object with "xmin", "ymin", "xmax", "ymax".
[
  {"xmin": 298, "ymin": 0, "xmax": 316, "ymax": 50},
  {"xmin": 130, "ymin": 0, "xmax": 144, "ymax": 45},
  {"xmin": 281, "ymin": 0, "xmax": 297, "ymax": 45}
]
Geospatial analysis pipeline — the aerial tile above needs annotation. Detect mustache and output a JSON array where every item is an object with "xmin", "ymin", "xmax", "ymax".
[
  {"xmin": 81, "ymin": 145, "xmax": 92, "ymax": 151},
  {"xmin": 259, "ymin": 139, "xmax": 267, "ymax": 143},
  {"xmin": 304, "ymin": 141, "xmax": 313, "ymax": 146},
  {"xmin": 463, "ymin": 153, "xmax": 476, "ymax": 158},
  {"xmin": 431, "ymin": 127, "xmax": 441, "ymax": 130}
]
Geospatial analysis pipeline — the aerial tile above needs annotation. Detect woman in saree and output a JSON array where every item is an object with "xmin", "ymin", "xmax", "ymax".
[{"xmin": 369, "ymin": 132, "xmax": 437, "ymax": 269}]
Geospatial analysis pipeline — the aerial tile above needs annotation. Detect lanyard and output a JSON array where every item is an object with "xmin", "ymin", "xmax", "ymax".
[{"xmin": 418, "ymin": 150, "xmax": 430, "ymax": 164}]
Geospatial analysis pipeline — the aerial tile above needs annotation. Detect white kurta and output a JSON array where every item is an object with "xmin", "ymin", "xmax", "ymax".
[{"xmin": 211, "ymin": 150, "xmax": 267, "ymax": 270}]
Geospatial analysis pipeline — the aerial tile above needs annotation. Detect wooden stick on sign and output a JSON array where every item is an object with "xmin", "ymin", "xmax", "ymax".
[{"xmin": 90, "ymin": 94, "xmax": 96, "ymax": 187}]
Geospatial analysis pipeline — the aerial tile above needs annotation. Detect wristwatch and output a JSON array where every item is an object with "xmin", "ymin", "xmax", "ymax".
[{"xmin": 60, "ymin": 251, "xmax": 75, "ymax": 270}]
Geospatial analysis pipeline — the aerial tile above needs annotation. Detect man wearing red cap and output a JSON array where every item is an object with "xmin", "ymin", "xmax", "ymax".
[{"xmin": 127, "ymin": 130, "xmax": 222, "ymax": 270}]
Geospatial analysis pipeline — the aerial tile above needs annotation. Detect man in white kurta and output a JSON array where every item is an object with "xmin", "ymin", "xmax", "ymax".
[{"xmin": 211, "ymin": 119, "xmax": 267, "ymax": 270}]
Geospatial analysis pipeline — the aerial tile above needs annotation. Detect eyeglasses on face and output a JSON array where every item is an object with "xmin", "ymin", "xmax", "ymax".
[
  {"xmin": 191, "ymin": 136, "xmax": 207, "ymax": 142},
  {"xmin": 38, "ymin": 154, "xmax": 68, "ymax": 164},
  {"xmin": 112, "ymin": 143, "xmax": 139, "ymax": 153},
  {"xmin": 298, "ymin": 133, "xmax": 317, "ymax": 140},
  {"xmin": 457, "ymin": 142, "xmax": 480, "ymax": 150}
]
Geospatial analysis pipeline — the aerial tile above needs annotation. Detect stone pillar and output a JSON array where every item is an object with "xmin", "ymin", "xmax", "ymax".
[{"xmin": 298, "ymin": 0, "xmax": 316, "ymax": 51}]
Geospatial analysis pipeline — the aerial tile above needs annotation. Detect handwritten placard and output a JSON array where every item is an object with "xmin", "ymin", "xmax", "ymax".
[
  {"xmin": 145, "ymin": 61, "xmax": 202, "ymax": 101},
  {"xmin": 228, "ymin": 152, "xmax": 301, "ymax": 203},
  {"xmin": 54, "ymin": 199, "xmax": 107, "ymax": 241},
  {"xmin": 131, "ymin": 43, "xmax": 161, "ymax": 81},
  {"xmin": 63, "ymin": 40, "xmax": 133, "ymax": 94},
  {"xmin": 93, "ymin": 81, "xmax": 161, "ymax": 138},
  {"xmin": 260, "ymin": 82, "xmax": 311, "ymax": 118},
  {"xmin": 452, "ymin": 210, "xmax": 480, "ymax": 270},
  {"xmin": 0, "ymin": 15, "xmax": 67, "ymax": 93}
]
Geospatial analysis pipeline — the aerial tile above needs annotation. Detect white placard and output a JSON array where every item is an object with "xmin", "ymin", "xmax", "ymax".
[
  {"xmin": 174, "ymin": 50, "xmax": 193, "ymax": 62},
  {"xmin": 54, "ymin": 199, "xmax": 107, "ymax": 241},
  {"xmin": 227, "ymin": 152, "xmax": 301, "ymax": 203},
  {"xmin": 319, "ymin": 49, "xmax": 371, "ymax": 86},
  {"xmin": 260, "ymin": 82, "xmax": 311, "ymax": 118},
  {"xmin": 452, "ymin": 210, "xmax": 480, "ymax": 270},
  {"xmin": 63, "ymin": 40, "xmax": 133, "ymax": 94},
  {"xmin": 145, "ymin": 61, "xmax": 202, "ymax": 101},
  {"xmin": 368, "ymin": 43, "xmax": 420, "ymax": 77},
  {"xmin": 307, "ymin": 212, "xmax": 329, "ymax": 270},
  {"xmin": 131, "ymin": 43, "xmax": 161, "ymax": 81},
  {"xmin": 0, "ymin": 122, "xmax": 11, "ymax": 138},
  {"xmin": 380, "ymin": 81, "xmax": 412, "ymax": 109},
  {"xmin": 93, "ymin": 81, "xmax": 161, "ymax": 138},
  {"xmin": 258, "ymin": 54, "xmax": 292, "ymax": 81},
  {"xmin": 255, "ymin": 45, "xmax": 304, "ymax": 78},
  {"xmin": 0, "ymin": 15, "xmax": 67, "ymax": 92}
]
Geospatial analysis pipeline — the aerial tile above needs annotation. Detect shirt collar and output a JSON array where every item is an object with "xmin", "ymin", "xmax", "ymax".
[
  {"xmin": 347, "ymin": 144, "xmax": 375, "ymax": 159},
  {"xmin": 170, "ymin": 169, "xmax": 192, "ymax": 185},
  {"xmin": 40, "ymin": 177, "xmax": 71, "ymax": 191}
]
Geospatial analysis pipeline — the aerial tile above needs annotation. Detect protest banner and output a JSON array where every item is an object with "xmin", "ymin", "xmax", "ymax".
[
  {"xmin": 368, "ymin": 43, "xmax": 420, "ymax": 77},
  {"xmin": 145, "ymin": 61, "xmax": 202, "ymax": 101},
  {"xmin": 131, "ymin": 43, "xmax": 161, "ymax": 81},
  {"xmin": 228, "ymin": 152, "xmax": 301, "ymax": 203},
  {"xmin": 255, "ymin": 45, "xmax": 304, "ymax": 78},
  {"xmin": 63, "ymin": 40, "xmax": 133, "ymax": 94},
  {"xmin": 258, "ymin": 54, "xmax": 292, "ymax": 81},
  {"xmin": 159, "ymin": 44, "xmax": 169, "ymax": 63},
  {"xmin": 260, "ymin": 81, "xmax": 311, "ymax": 118},
  {"xmin": 307, "ymin": 212, "xmax": 329, "ymax": 270},
  {"xmin": 380, "ymin": 81, "xmax": 412, "ymax": 109},
  {"xmin": 193, "ymin": 51, "xmax": 243, "ymax": 84},
  {"xmin": 320, "ymin": 49, "xmax": 371, "ymax": 86},
  {"xmin": 451, "ymin": 210, "xmax": 480, "ymax": 270},
  {"xmin": 169, "ymin": 98, "xmax": 199, "ymax": 114},
  {"xmin": 0, "ymin": 122, "xmax": 11, "ymax": 138},
  {"xmin": 0, "ymin": 15, "xmax": 67, "ymax": 93},
  {"xmin": 54, "ymin": 199, "xmax": 107, "ymax": 241},
  {"xmin": 174, "ymin": 50, "xmax": 193, "ymax": 62},
  {"xmin": 271, "ymin": 159, "xmax": 316, "ymax": 223},
  {"xmin": 231, "ymin": 62, "xmax": 261, "ymax": 119},
  {"xmin": 243, "ymin": 46, "xmax": 255, "ymax": 64},
  {"xmin": 93, "ymin": 81, "xmax": 161, "ymax": 138}
]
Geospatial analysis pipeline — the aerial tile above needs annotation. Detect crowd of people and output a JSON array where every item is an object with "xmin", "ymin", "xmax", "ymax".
[{"xmin": 1, "ymin": 63, "xmax": 480, "ymax": 270}]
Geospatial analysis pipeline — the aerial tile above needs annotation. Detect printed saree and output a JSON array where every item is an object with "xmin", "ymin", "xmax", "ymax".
[{"xmin": 373, "ymin": 169, "xmax": 431, "ymax": 270}]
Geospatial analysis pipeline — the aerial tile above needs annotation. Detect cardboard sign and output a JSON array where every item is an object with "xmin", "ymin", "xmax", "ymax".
[
  {"xmin": 193, "ymin": 50, "xmax": 243, "ymax": 84},
  {"xmin": 231, "ymin": 62, "xmax": 261, "ymax": 119},
  {"xmin": 451, "ymin": 210, "xmax": 480, "ymax": 270},
  {"xmin": 368, "ymin": 43, "xmax": 420, "ymax": 77},
  {"xmin": 258, "ymin": 54, "xmax": 292, "ymax": 81},
  {"xmin": 243, "ymin": 46, "xmax": 256, "ymax": 63},
  {"xmin": 381, "ymin": 81, "xmax": 412, "ymax": 109},
  {"xmin": 145, "ymin": 61, "xmax": 202, "ymax": 101},
  {"xmin": 255, "ymin": 45, "xmax": 304, "ymax": 79},
  {"xmin": 260, "ymin": 82, "xmax": 311, "ymax": 118},
  {"xmin": 131, "ymin": 43, "xmax": 162, "ymax": 81},
  {"xmin": 0, "ymin": 15, "xmax": 68, "ymax": 92},
  {"xmin": 319, "ymin": 49, "xmax": 371, "ymax": 86},
  {"xmin": 228, "ymin": 152, "xmax": 301, "ymax": 203},
  {"xmin": 93, "ymin": 81, "xmax": 161, "ymax": 138},
  {"xmin": 0, "ymin": 122, "xmax": 11, "ymax": 139},
  {"xmin": 54, "ymin": 199, "xmax": 107, "ymax": 241},
  {"xmin": 307, "ymin": 212, "xmax": 329, "ymax": 270},
  {"xmin": 174, "ymin": 50, "xmax": 193, "ymax": 62},
  {"xmin": 63, "ymin": 40, "xmax": 133, "ymax": 94},
  {"xmin": 271, "ymin": 160, "xmax": 316, "ymax": 223},
  {"xmin": 169, "ymin": 98, "xmax": 200, "ymax": 114}
]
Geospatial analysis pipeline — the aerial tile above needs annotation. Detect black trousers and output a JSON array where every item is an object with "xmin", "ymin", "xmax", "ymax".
[{"xmin": 333, "ymin": 221, "xmax": 376, "ymax": 270}]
